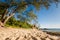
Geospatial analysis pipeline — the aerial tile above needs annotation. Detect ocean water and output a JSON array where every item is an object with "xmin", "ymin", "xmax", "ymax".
[
  {"xmin": 42, "ymin": 30, "xmax": 60, "ymax": 32},
  {"xmin": 41, "ymin": 28, "xmax": 60, "ymax": 32}
]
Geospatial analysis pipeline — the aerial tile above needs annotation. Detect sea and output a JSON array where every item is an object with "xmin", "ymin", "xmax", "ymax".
[{"xmin": 40, "ymin": 28, "xmax": 60, "ymax": 32}]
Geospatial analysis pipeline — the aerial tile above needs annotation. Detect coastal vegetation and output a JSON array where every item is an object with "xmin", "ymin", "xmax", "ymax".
[
  {"xmin": 0, "ymin": 0, "xmax": 60, "ymax": 28},
  {"xmin": 0, "ymin": 0, "xmax": 60, "ymax": 40}
]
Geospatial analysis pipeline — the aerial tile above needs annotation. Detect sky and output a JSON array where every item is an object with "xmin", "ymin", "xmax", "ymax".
[
  {"xmin": 34, "ymin": 3, "xmax": 60, "ymax": 28},
  {"xmin": 0, "ymin": 0, "xmax": 60, "ymax": 28}
]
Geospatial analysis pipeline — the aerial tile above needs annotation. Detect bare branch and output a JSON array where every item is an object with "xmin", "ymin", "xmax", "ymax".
[{"xmin": 3, "ymin": 13, "xmax": 15, "ymax": 24}]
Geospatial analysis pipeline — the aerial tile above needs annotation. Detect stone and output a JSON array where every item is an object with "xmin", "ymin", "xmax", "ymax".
[{"xmin": 0, "ymin": 28, "xmax": 60, "ymax": 40}]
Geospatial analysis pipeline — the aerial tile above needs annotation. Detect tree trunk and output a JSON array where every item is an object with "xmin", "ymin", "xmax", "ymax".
[
  {"xmin": 1, "ymin": 9, "xmax": 8, "ymax": 20},
  {"xmin": 0, "ymin": 21, "xmax": 4, "ymax": 27},
  {"xmin": 3, "ymin": 13, "xmax": 15, "ymax": 25},
  {"xmin": 3, "ymin": 9, "xmax": 8, "ymax": 19}
]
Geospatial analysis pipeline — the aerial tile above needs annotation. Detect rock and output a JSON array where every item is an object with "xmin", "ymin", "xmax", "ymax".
[
  {"xmin": 0, "ymin": 28, "xmax": 60, "ymax": 40},
  {"xmin": 48, "ymin": 35, "xmax": 59, "ymax": 40},
  {"xmin": 45, "ymin": 38, "xmax": 51, "ymax": 40}
]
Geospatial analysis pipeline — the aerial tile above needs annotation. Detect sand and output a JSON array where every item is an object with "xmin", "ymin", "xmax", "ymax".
[{"xmin": 0, "ymin": 27, "xmax": 60, "ymax": 40}]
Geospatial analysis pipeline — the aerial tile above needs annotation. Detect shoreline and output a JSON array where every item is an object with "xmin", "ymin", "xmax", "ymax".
[
  {"xmin": 0, "ymin": 27, "xmax": 60, "ymax": 40},
  {"xmin": 43, "ymin": 31, "xmax": 60, "ymax": 36}
]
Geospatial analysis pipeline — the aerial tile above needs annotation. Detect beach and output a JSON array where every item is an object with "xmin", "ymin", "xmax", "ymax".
[{"xmin": 0, "ymin": 27, "xmax": 60, "ymax": 40}]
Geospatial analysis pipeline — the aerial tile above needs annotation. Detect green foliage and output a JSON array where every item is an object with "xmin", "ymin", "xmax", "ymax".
[
  {"xmin": 0, "ymin": 0, "xmax": 59, "ymax": 21},
  {"xmin": 0, "ymin": 0, "xmax": 59, "ymax": 28},
  {"xmin": 6, "ymin": 17, "xmax": 32, "ymax": 28}
]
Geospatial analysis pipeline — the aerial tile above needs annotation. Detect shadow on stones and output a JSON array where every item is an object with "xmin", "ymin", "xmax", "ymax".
[
  {"xmin": 31, "ymin": 36, "xmax": 37, "ymax": 40},
  {"xmin": 15, "ymin": 37, "xmax": 20, "ymax": 40},
  {"xmin": 5, "ymin": 38, "xmax": 11, "ymax": 40}
]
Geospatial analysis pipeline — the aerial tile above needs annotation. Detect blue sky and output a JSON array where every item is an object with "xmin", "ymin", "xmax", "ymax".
[
  {"xmin": 1, "ymin": 0, "xmax": 60, "ymax": 28},
  {"xmin": 35, "ymin": 3, "xmax": 60, "ymax": 28}
]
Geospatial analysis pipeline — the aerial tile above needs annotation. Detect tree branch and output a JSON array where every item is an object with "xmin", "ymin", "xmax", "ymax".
[
  {"xmin": 3, "ymin": 9, "xmax": 8, "ymax": 19},
  {"xmin": 3, "ymin": 13, "xmax": 15, "ymax": 24},
  {"xmin": 1, "ymin": 8, "xmax": 8, "ymax": 22}
]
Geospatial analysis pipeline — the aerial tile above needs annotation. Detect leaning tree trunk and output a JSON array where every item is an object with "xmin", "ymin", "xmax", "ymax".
[
  {"xmin": 3, "ymin": 13, "xmax": 15, "ymax": 25},
  {"xmin": 0, "ymin": 13, "xmax": 15, "ymax": 27},
  {"xmin": 1, "ymin": 9, "xmax": 8, "ymax": 22},
  {"xmin": 0, "ymin": 21, "xmax": 4, "ymax": 27}
]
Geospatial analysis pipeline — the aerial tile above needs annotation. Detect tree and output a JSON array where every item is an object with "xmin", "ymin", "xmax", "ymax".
[
  {"xmin": 6, "ymin": 17, "xmax": 32, "ymax": 28},
  {"xmin": 0, "ymin": 0, "xmax": 59, "ymax": 27}
]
